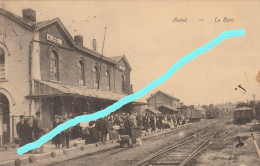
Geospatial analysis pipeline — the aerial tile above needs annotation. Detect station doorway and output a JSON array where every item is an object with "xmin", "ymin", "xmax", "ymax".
[{"xmin": 0, "ymin": 93, "xmax": 10, "ymax": 145}]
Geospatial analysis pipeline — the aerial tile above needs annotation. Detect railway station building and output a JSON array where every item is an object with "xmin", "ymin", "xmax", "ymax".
[
  {"xmin": 146, "ymin": 90, "xmax": 180, "ymax": 115},
  {"xmin": 0, "ymin": 8, "xmax": 138, "ymax": 145}
]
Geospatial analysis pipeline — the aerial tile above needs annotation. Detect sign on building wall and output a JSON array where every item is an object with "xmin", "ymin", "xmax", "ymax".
[{"xmin": 47, "ymin": 34, "xmax": 63, "ymax": 45}]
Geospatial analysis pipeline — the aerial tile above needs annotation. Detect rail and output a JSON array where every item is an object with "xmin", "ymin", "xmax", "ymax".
[{"xmin": 132, "ymin": 121, "xmax": 220, "ymax": 166}]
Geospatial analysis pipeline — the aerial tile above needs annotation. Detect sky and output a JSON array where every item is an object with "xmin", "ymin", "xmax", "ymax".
[{"xmin": 1, "ymin": 0, "xmax": 260, "ymax": 105}]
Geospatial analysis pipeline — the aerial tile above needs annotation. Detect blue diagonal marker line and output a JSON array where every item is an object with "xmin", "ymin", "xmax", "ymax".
[{"xmin": 17, "ymin": 29, "xmax": 245, "ymax": 155}]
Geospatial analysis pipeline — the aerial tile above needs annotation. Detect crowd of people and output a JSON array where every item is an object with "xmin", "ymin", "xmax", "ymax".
[
  {"xmin": 16, "ymin": 111, "xmax": 189, "ymax": 152},
  {"xmin": 16, "ymin": 111, "xmax": 44, "ymax": 153},
  {"xmin": 50, "ymin": 112, "xmax": 189, "ymax": 148}
]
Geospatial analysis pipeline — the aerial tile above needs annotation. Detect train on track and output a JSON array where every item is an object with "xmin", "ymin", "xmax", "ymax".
[
  {"xmin": 178, "ymin": 105, "xmax": 220, "ymax": 122},
  {"xmin": 205, "ymin": 109, "xmax": 218, "ymax": 119},
  {"xmin": 234, "ymin": 103, "xmax": 254, "ymax": 124},
  {"xmin": 178, "ymin": 106, "xmax": 205, "ymax": 122}
]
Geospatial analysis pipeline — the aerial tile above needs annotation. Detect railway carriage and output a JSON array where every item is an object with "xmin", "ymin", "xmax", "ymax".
[
  {"xmin": 206, "ymin": 110, "xmax": 218, "ymax": 119},
  {"xmin": 178, "ymin": 106, "xmax": 201, "ymax": 122},
  {"xmin": 234, "ymin": 103, "xmax": 254, "ymax": 124}
]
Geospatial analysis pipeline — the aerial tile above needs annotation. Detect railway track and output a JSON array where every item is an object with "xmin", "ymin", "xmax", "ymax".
[
  {"xmin": 46, "ymin": 120, "xmax": 219, "ymax": 166},
  {"xmin": 142, "ymin": 120, "xmax": 214, "ymax": 141},
  {"xmin": 132, "ymin": 120, "xmax": 227, "ymax": 166}
]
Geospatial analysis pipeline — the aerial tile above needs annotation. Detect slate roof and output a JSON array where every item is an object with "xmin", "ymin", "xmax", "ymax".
[
  {"xmin": 109, "ymin": 55, "xmax": 132, "ymax": 71},
  {"xmin": 109, "ymin": 56, "xmax": 122, "ymax": 63},
  {"xmin": 0, "ymin": 8, "xmax": 127, "ymax": 66},
  {"xmin": 146, "ymin": 90, "xmax": 180, "ymax": 101},
  {"xmin": 145, "ymin": 107, "xmax": 162, "ymax": 114},
  {"xmin": 30, "ymin": 80, "xmax": 127, "ymax": 101}
]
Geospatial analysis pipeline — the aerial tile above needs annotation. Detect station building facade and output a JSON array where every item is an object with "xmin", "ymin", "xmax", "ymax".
[
  {"xmin": 146, "ymin": 90, "xmax": 180, "ymax": 115},
  {"xmin": 0, "ymin": 8, "xmax": 135, "ymax": 144}
]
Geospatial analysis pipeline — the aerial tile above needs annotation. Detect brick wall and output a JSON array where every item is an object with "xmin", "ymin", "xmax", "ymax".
[
  {"xmin": 0, "ymin": 13, "xmax": 35, "ymax": 142},
  {"xmin": 0, "ymin": 13, "xmax": 33, "ymax": 116},
  {"xmin": 38, "ymin": 24, "xmax": 131, "ymax": 94},
  {"xmin": 114, "ymin": 59, "xmax": 131, "ymax": 94}
]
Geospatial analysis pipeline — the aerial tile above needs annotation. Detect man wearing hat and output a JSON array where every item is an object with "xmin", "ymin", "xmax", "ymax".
[
  {"xmin": 33, "ymin": 111, "xmax": 44, "ymax": 153},
  {"xmin": 60, "ymin": 113, "xmax": 71, "ymax": 149},
  {"xmin": 16, "ymin": 115, "xmax": 25, "ymax": 147},
  {"xmin": 33, "ymin": 111, "xmax": 43, "ymax": 140}
]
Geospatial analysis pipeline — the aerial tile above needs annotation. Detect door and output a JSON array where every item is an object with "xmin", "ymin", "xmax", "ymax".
[{"xmin": 0, "ymin": 93, "xmax": 10, "ymax": 144}]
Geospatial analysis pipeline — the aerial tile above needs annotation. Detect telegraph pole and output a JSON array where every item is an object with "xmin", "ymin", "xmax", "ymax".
[
  {"xmin": 97, "ymin": 27, "xmax": 107, "ymax": 89},
  {"xmin": 101, "ymin": 27, "xmax": 107, "ymax": 56}
]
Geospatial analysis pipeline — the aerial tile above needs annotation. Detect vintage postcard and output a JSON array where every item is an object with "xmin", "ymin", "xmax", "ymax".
[{"xmin": 0, "ymin": 0, "xmax": 260, "ymax": 166}]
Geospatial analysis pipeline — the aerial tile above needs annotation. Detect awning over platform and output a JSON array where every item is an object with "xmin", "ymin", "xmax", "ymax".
[
  {"xmin": 159, "ymin": 105, "xmax": 179, "ymax": 112},
  {"xmin": 131, "ymin": 100, "xmax": 148, "ymax": 105},
  {"xmin": 28, "ymin": 80, "xmax": 127, "ymax": 101},
  {"xmin": 145, "ymin": 107, "xmax": 162, "ymax": 115}
]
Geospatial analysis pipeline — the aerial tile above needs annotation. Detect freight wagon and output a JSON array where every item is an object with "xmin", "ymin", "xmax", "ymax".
[
  {"xmin": 178, "ymin": 106, "xmax": 201, "ymax": 122},
  {"xmin": 206, "ymin": 110, "xmax": 218, "ymax": 119},
  {"xmin": 234, "ymin": 103, "xmax": 254, "ymax": 124}
]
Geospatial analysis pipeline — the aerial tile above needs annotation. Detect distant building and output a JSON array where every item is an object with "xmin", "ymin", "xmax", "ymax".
[
  {"xmin": 0, "ymin": 8, "xmax": 135, "ymax": 144},
  {"xmin": 143, "ymin": 107, "xmax": 162, "ymax": 116},
  {"xmin": 146, "ymin": 90, "xmax": 180, "ymax": 115}
]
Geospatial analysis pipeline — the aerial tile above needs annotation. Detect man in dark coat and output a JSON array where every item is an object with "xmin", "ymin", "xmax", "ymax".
[
  {"xmin": 33, "ymin": 111, "xmax": 44, "ymax": 153},
  {"xmin": 143, "ymin": 115, "xmax": 150, "ymax": 132},
  {"xmin": 158, "ymin": 115, "xmax": 164, "ymax": 130},
  {"xmin": 96, "ymin": 118, "xmax": 104, "ymax": 142},
  {"xmin": 107, "ymin": 117, "xmax": 113, "ymax": 140},
  {"xmin": 150, "ymin": 115, "xmax": 156, "ymax": 131},
  {"xmin": 136, "ymin": 114, "xmax": 143, "ymax": 127},
  {"xmin": 102, "ymin": 117, "xmax": 109, "ymax": 141},
  {"xmin": 24, "ymin": 118, "xmax": 33, "ymax": 144},
  {"xmin": 177, "ymin": 115, "xmax": 181, "ymax": 127},
  {"xmin": 124, "ymin": 114, "xmax": 132, "ymax": 137},
  {"xmin": 114, "ymin": 116, "xmax": 121, "ymax": 126},
  {"xmin": 89, "ymin": 120, "xmax": 98, "ymax": 143},
  {"xmin": 16, "ymin": 115, "xmax": 26, "ymax": 147},
  {"xmin": 52, "ymin": 115, "xmax": 61, "ymax": 148},
  {"xmin": 60, "ymin": 114, "xmax": 71, "ymax": 149},
  {"xmin": 33, "ymin": 111, "xmax": 44, "ymax": 141}
]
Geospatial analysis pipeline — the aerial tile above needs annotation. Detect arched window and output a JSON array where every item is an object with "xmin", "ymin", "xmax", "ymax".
[
  {"xmin": 79, "ymin": 60, "xmax": 85, "ymax": 86},
  {"xmin": 121, "ymin": 75, "xmax": 125, "ymax": 93},
  {"xmin": 50, "ymin": 51, "xmax": 59, "ymax": 81},
  {"xmin": 93, "ymin": 66, "xmax": 99, "ymax": 89},
  {"xmin": 0, "ymin": 48, "xmax": 5, "ymax": 79},
  {"xmin": 106, "ymin": 70, "xmax": 111, "ymax": 91}
]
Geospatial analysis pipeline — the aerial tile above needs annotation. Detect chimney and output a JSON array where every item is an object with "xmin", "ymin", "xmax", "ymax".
[
  {"xmin": 22, "ymin": 8, "xmax": 36, "ymax": 22},
  {"xmin": 92, "ymin": 39, "xmax": 97, "ymax": 51},
  {"xmin": 74, "ymin": 35, "xmax": 83, "ymax": 46}
]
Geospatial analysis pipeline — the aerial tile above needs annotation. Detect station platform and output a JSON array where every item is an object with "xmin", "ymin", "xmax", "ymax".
[{"xmin": 0, "ymin": 123, "xmax": 195, "ymax": 166}]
